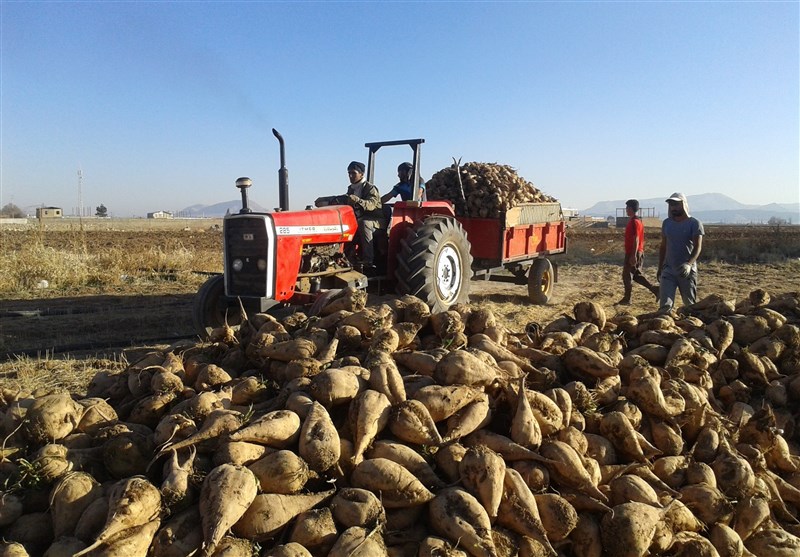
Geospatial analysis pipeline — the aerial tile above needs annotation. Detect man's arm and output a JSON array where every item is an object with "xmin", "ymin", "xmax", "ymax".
[
  {"xmin": 657, "ymin": 232, "xmax": 667, "ymax": 279},
  {"xmin": 688, "ymin": 234, "xmax": 702, "ymax": 266},
  {"xmin": 354, "ymin": 183, "xmax": 382, "ymax": 212},
  {"xmin": 630, "ymin": 238, "xmax": 639, "ymax": 265},
  {"xmin": 381, "ymin": 184, "xmax": 399, "ymax": 205}
]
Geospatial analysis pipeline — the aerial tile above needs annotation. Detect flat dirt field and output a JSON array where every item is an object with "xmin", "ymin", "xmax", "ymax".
[{"xmin": 1, "ymin": 221, "xmax": 798, "ymax": 367}]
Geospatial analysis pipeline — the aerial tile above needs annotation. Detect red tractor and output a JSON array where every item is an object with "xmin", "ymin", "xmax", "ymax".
[{"xmin": 193, "ymin": 130, "xmax": 566, "ymax": 336}]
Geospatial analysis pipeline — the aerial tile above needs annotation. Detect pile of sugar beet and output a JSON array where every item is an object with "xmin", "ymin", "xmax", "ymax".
[
  {"xmin": 424, "ymin": 162, "xmax": 557, "ymax": 219},
  {"xmin": 2, "ymin": 287, "xmax": 800, "ymax": 557}
]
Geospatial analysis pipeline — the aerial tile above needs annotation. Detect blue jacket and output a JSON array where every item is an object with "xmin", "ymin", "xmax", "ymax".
[{"xmin": 391, "ymin": 179, "xmax": 426, "ymax": 201}]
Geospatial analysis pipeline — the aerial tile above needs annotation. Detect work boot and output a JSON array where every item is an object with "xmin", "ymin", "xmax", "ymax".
[
  {"xmin": 616, "ymin": 297, "xmax": 631, "ymax": 306},
  {"xmin": 363, "ymin": 264, "xmax": 378, "ymax": 277}
]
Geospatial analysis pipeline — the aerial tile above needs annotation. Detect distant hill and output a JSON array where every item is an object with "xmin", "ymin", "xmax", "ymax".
[
  {"xmin": 581, "ymin": 193, "xmax": 799, "ymax": 224},
  {"xmin": 177, "ymin": 199, "xmax": 269, "ymax": 218},
  {"xmin": 178, "ymin": 193, "xmax": 798, "ymax": 224}
]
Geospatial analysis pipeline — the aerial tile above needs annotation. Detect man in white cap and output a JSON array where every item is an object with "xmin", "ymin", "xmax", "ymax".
[{"xmin": 657, "ymin": 192, "xmax": 704, "ymax": 313}]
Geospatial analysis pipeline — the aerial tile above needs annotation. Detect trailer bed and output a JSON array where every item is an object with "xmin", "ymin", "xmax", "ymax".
[{"xmin": 458, "ymin": 202, "xmax": 567, "ymax": 269}]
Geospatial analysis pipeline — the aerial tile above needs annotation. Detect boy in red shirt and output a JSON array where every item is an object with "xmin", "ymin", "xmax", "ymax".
[{"xmin": 618, "ymin": 199, "xmax": 659, "ymax": 305}]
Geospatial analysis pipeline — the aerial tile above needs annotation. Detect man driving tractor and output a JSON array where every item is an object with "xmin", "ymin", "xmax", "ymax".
[{"xmin": 315, "ymin": 160, "xmax": 385, "ymax": 275}]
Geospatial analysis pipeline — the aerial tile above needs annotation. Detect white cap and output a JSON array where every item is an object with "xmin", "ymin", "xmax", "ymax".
[{"xmin": 665, "ymin": 192, "xmax": 690, "ymax": 216}]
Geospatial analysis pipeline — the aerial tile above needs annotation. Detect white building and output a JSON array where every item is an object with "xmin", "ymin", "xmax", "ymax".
[{"xmin": 36, "ymin": 207, "xmax": 63, "ymax": 219}]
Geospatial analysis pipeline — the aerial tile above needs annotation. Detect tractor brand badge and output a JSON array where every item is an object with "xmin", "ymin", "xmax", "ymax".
[
  {"xmin": 276, "ymin": 225, "xmax": 346, "ymax": 236},
  {"xmin": 243, "ymin": 233, "xmax": 254, "ymax": 241}
]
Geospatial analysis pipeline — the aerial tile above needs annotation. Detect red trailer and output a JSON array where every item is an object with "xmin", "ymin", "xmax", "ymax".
[
  {"xmin": 387, "ymin": 200, "xmax": 567, "ymax": 304},
  {"xmin": 461, "ymin": 202, "xmax": 567, "ymax": 303}
]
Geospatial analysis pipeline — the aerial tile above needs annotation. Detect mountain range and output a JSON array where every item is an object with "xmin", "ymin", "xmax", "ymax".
[
  {"xmin": 580, "ymin": 193, "xmax": 798, "ymax": 224},
  {"xmin": 177, "ymin": 199, "xmax": 269, "ymax": 218},
  {"xmin": 179, "ymin": 193, "xmax": 798, "ymax": 224}
]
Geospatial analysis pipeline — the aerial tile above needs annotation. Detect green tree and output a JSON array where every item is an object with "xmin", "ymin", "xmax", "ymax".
[
  {"xmin": 96, "ymin": 204, "xmax": 109, "ymax": 218},
  {"xmin": 0, "ymin": 203, "xmax": 25, "ymax": 218}
]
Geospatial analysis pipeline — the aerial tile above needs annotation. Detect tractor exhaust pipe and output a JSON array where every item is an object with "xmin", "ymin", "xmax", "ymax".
[{"xmin": 273, "ymin": 128, "xmax": 289, "ymax": 211}]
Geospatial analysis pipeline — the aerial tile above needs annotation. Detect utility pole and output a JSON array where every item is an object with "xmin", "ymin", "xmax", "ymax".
[
  {"xmin": 77, "ymin": 168, "xmax": 86, "ymax": 235},
  {"xmin": 78, "ymin": 168, "xmax": 83, "ymax": 217}
]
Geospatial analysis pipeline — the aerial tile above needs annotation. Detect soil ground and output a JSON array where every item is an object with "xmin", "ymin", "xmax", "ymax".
[{"xmin": 1, "ymin": 224, "xmax": 798, "ymax": 361}]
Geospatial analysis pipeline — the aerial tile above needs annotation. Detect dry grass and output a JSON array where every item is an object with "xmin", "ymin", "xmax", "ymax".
[
  {"xmin": 0, "ymin": 354, "xmax": 126, "ymax": 396},
  {"xmin": 564, "ymin": 224, "xmax": 800, "ymax": 265},
  {"xmin": 0, "ymin": 224, "xmax": 219, "ymax": 297}
]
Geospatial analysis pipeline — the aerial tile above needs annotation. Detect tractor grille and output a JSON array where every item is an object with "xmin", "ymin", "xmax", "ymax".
[{"xmin": 224, "ymin": 215, "xmax": 272, "ymax": 298}]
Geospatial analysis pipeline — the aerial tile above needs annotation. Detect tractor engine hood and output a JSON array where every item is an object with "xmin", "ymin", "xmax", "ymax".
[{"xmin": 271, "ymin": 205, "xmax": 358, "ymax": 244}]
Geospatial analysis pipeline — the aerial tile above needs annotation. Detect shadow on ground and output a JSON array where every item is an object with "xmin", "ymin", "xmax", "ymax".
[{"xmin": 0, "ymin": 293, "xmax": 198, "ymax": 359}]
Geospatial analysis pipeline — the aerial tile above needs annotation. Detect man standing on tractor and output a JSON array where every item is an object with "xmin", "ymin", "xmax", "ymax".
[
  {"xmin": 381, "ymin": 162, "xmax": 426, "ymax": 203},
  {"xmin": 342, "ymin": 160, "xmax": 385, "ymax": 274}
]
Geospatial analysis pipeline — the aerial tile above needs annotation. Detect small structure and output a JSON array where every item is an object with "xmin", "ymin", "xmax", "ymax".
[
  {"xmin": 616, "ymin": 206, "xmax": 659, "ymax": 228},
  {"xmin": 147, "ymin": 211, "xmax": 174, "ymax": 219},
  {"xmin": 36, "ymin": 207, "xmax": 63, "ymax": 219}
]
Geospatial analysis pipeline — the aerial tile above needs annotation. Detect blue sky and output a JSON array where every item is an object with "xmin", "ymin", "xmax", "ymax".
[{"xmin": 1, "ymin": 1, "xmax": 798, "ymax": 217}]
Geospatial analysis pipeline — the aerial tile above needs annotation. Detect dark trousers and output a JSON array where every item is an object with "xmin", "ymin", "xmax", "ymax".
[
  {"xmin": 347, "ymin": 218, "xmax": 384, "ymax": 266},
  {"xmin": 622, "ymin": 251, "xmax": 657, "ymax": 298}
]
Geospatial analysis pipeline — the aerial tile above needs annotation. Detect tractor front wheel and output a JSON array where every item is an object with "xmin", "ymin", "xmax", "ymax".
[
  {"xmin": 193, "ymin": 274, "xmax": 239, "ymax": 338},
  {"xmin": 395, "ymin": 217, "xmax": 473, "ymax": 313}
]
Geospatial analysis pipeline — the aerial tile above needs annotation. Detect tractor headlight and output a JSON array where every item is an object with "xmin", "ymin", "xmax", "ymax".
[
  {"xmin": 232, "ymin": 258, "xmax": 244, "ymax": 272},
  {"xmin": 257, "ymin": 259, "xmax": 267, "ymax": 271}
]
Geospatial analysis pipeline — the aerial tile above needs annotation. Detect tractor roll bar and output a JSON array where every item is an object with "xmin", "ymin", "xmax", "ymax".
[{"xmin": 364, "ymin": 138, "xmax": 425, "ymax": 202}]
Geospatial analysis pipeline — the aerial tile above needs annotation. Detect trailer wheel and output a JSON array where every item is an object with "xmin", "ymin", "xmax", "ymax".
[
  {"xmin": 395, "ymin": 216, "xmax": 473, "ymax": 312},
  {"xmin": 528, "ymin": 258, "xmax": 554, "ymax": 304},
  {"xmin": 193, "ymin": 274, "xmax": 240, "ymax": 338}
]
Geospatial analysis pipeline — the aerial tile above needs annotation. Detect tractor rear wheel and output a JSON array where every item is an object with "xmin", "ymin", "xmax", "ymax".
[
  {"xmin": 528, "ymin": 258, "xmax": 554, "ymax": 304},
  {"xmin": 193, "ymin": 274, "xmax": 240, "ymax": 338},
  {"xmin": 394, "ymin": 216, "xmax": 473, "ymax": 313}
]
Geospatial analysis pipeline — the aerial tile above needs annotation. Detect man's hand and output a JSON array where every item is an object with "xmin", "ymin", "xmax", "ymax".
[
  {"xmin": 679, "ymin": 263, "xmax": 692, "ymax": 278},
  {"xmin": 347, "ymin": 194, "xmax": 360, "ymax": 206}
]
